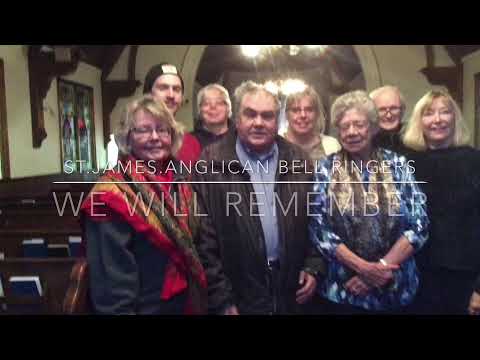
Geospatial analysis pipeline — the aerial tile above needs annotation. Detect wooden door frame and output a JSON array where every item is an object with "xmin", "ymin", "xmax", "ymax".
[{"xmin": 0, "ymin": 58, "xmax": 10, "ymax": 179}]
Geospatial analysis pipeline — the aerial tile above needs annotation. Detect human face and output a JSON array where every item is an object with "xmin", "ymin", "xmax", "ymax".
[
  {"xmin": 421, "ymin": 97, "xmax": 455, "ymax": 149},
  {"xmin": 129, "ymin": 109, "xmax": 172, "ymax": 162},
  {"xmin": 151, "ymin": 74, "xmax": 183, "ymax": 115},
  {"xmin": 337, "ymin": 108, "xmax": 374, "ymax": 159},
  {"xmin": 236, "ymin": 91, "xmax": 278, "ymax": 154},
  {"xmin": 373, "ymin": 89, "xmax": 403, "ymax": 131},
  {"xmin": 200, "ymin": 88, "xmax": 229, "ymax": 127},
  {"xmin": 287, "ymin": 96, "xmax": 317, "ymax": 136}
]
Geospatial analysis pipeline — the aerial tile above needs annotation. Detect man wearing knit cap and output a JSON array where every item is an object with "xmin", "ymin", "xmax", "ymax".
[
  {"xmin": 144, "ymin": 63, "xmax": 185, "ymax": 115},
  {"xmin": 143, "ymin": 63, "xmax": 201, "ymax": 165}
]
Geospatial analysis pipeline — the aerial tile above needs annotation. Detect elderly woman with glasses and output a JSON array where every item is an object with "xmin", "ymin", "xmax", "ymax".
[
  {"xmin": 403, "ymin": 90, "xmax": 480, "ymax": 315},
  {"xmin": 80, "ymin": 95, "xmax": 206, "ymax": 315},
  {"xmin": 309, "ymin": 90, "xmax": 429, "ymax": 314},
  {"xmin": 370, "ymin": 85, "xmax": 409, "ymax": 155},
  {"xmin": 282, "ymin": 86, "xmax": 341, "ymax": 161}
]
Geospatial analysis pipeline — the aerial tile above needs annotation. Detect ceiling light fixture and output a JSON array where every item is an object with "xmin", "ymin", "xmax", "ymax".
[
  {"xmin": 264, "ymin": 78, "xmax": 307, "ymax": 96},
  {"xmin": 240, "ymin": 45, "xmax": 328, "ymax": 59}
]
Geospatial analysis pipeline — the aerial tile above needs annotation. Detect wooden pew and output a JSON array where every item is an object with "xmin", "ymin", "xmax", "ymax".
[
  {"xmin": 0, "ymin": 173, "xmax": 97, "ymax": 314},
  {"xmin": 0, "ymin": 173, "xmax": 96, "ymax": 258},
  {"xmin": 0, "ymin": 258, "xmax": 77, "ymax": 314},
  {"xmin": 0, "ymin": 230, "xmax": 82, "ymax": 258}
]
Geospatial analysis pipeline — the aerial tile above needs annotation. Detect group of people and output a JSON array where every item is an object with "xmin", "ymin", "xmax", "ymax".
[{"xmin": 80, "ymin": 63, "xmax": 480, "ymax": 315}]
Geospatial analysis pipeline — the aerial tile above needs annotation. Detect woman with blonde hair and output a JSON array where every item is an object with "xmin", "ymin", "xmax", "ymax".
[
  {"xmin": 282, "ymin": 86, "xmax": 340, "ymax": 161},
  {"xmin": 80, "ymin": 95, "xmax": 207, "ymax": 315},
  {"xmin": 404, "ymin": 90, "xmax": 480, "ymax": 315}
]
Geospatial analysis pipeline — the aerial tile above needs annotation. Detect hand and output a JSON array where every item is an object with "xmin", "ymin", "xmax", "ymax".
[
  {"xmin": 296, "ymin": 271, "xmax": 317, "ymax": 304},
  {"xmin": 345, "ymin": 276, "xmax": 372, "ymax": 297},
  {"xmin": 223, "ymin": 305, "xmax": 240, "ymax": 315},
  {"xmin": 358, "ymin": 261, "xmax": 399, "ymax": 288},
  {"xmin": 468, "ymin": 291, "xmax": 480, "ymax": 315}
]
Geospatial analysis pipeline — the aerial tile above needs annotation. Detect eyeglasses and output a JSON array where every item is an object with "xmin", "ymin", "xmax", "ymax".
[
  {"xmin": 377, "ymin": 106, "xmax": 402, "ymax": 116},
  {"xmin": 337, "ymin": 121, "xmax": 368, "ymax": 132},
  {"xmin": 132, "ymin": 126, "xmax": 171, "ymax": 138},
  {"xmin": 287, "ymin": 106, "xmax": 315, "ymax": 114},
  {"xmin": 242, "ymin": 108, "xmax": 276, "ymax": 121},
  {"xmin": 201, "ymin": 99, "xmax": 227, "ymax": 108}
]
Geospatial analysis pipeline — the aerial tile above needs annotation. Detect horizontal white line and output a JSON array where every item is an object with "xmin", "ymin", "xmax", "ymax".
[{"xmin": 53, "ymin": 181, "xmax": 428, "ymax": 184}]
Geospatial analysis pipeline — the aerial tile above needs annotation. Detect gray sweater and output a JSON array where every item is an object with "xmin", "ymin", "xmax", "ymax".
[{"xmin": 85, "ymin": 219, "xmax": 187, "ymax": 314}]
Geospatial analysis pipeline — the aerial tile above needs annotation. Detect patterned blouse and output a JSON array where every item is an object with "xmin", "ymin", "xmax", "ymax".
[{"xmin": 309, "ymin": 148, "xmax": 429, "ymax": 311}]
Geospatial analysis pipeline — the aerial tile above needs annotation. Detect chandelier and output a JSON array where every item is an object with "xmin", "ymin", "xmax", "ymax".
[
  {"xmin": 240, "ymin": 45, "xmax": 328, "ymax": 58},
  {"xmin": 265, "ymin": 79, "xmax": 307, "ymax": 97},
  {"xmin": 239, "ymin": 45, "xmax": 328, "ymax": 97}
]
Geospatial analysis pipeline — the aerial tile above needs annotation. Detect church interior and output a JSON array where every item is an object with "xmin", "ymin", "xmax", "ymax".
[{"xmin": 0, "ymin": 45, "xmax": 479, "ymax": 314}]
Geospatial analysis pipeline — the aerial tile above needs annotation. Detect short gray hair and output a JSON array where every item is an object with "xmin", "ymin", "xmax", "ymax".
[
  {"xmin": 115, "ymin": 95, "xmax": 184, "ymax": 157},
  {"xmin": 197, "ymin": 83, "xmax": 232, "ymax": 118},
  {"xmin": 369, "ymin": 85, "xmax": 406, "ymax": 118},
  {"xmin": 233, "ymin": 80, "xmax": 281, "ymax": 122},
  {"xmin": 331, "ymin": 90, "xmax": 378, "ymax": 128}
]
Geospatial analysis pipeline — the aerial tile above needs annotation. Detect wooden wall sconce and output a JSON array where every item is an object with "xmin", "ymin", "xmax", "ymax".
[
  {"xmin": 420, "ymin": 45, "xmax": 463, "ymax": 105},
  {"xmin": 28, "ymin": 46, "xmax": 81, "ymax": 148}
]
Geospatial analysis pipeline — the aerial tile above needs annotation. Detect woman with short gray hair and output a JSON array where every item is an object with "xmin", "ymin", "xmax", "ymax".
[{"xmin": 192, "ymin": 83, "xmax": 234, "ymax": 149}]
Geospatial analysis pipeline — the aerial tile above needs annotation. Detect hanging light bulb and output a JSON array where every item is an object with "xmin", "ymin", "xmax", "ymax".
[
  {"xmin": 264, "ymin": 80, "xmax": 280, "ymax": 95},
  {"xmin": 306, "ymin": 45, "xmax": 328, "ymax": 51},
  {"xmin": 267, "ymin": 45, "xmax": 283, "ymax": 51},
  {"xmin": 240, "ymin": 45, "xmax": 329, "ymax": 59},
  {"xmin": 241, "ymin": 45, "xmax": 262, "ymax": 58},
  {"xmin": 280, "ymin": 79, "xmax": 307, "ymax": 96},
  {"xmin": 289, "ymin": 45, "xmax": 300, "ymax": 56}
]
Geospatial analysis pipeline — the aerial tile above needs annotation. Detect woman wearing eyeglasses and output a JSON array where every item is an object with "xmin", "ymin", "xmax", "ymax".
[
  {"xmin": 282, "ymin": 86, "xmax": 341, "ymax": 161},
  {"xmin": 403, "ymin": 90, "xmax": 480, "ymax": 315},
  {"xmin": 280, "ymin": 86, "xmax": 341, "ymax": 313},
  {"xmin": 309, "ymin": 90, "xmax": 429, "ymax": 314},
  {"xmin": 80, "ymin": 95, "xmax": 207, "ymax": 315},
  {"xmin": 370, "ymin": 85, "xmax": 409, "ymax": 155}
]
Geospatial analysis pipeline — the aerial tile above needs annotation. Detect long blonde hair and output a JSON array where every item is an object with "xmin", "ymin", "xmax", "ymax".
[{"xmin": 403, "ymin": 90, "xmax": 470, "ymax": 151}]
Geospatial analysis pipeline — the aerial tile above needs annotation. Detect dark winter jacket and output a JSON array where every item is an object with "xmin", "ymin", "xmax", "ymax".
[
  {"xmin": 407, "ymin": 146, "xmax": 480, "ymax": 292},
  {"xmin": 190, "ymin": 118, "xmax": 234, "ymax": 149},
  {"xmin": 192, "ymin": 132, "xmax": 324, "ymax": 314}
]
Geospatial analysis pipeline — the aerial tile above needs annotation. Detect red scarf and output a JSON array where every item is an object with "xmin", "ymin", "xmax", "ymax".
[{"xmin": 81, "ymin": 156, "xmax": 206, "ymax": 314}]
